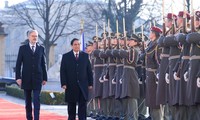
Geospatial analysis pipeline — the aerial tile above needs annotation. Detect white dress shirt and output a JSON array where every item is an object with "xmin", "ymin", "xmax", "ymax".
[
  {"xmin": 29, "ymin": 43, "xmax": 36, "ymax": 52},
  {"xmin": 73, "ymin": 51, "xmax": 79, "ymax": 58}
]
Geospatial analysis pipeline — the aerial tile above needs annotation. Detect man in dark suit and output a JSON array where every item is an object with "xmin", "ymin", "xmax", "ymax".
[
  {"xmin": 60, "ymin": 38, "xmax": 93, "ymax": 120},
  {"xmin": 15, "ymin": 30, "xmax": 47, "ymax": 120}
]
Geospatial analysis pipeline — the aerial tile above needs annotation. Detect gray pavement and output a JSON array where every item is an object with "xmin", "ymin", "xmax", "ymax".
[{"xmin": 0, "ymin": 91, "xmax": 94, "ymax": 119}]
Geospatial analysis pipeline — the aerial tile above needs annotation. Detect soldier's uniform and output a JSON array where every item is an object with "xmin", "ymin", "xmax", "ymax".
[
  {"xmin": 136, "ymin": 33, "xmax": 148, "ymax": 118},
  {"xmin": 119, "ymin": 35, "xmax": 140, "ymax": 120},
  {"xmin": 156, "ymin": 13, "xmax": 177, "ymax": 120},
  {"xmin": 166, "ymin": 11, "xmax": 190, "ymax": 120},
  {"xmin": 104, "ymin": 35, "xmax": 118, "ymax": 118},
  {"xmin": 98, "ymin": 36, "xmax": 113, "ymax": 118},
  {"xmin": 86, "ymin": 41, "xmax": 96, "ymax": 116},
  {"xmin": 112, "ymin": 38, "xmax": 124, "ymax": 118},
  {"xmin": 142, "ymin": 26, "xmax": 162, "ymax": 120},
  {"xmin": 112, "ymin": 47, "xmax": 123, "ymax": 100},
  {"xmin": 185, "ymin": 28, "xmax": 200, "ymax": 120},
  {"xmin": 92, "ymin": 37, "xmax": 104, "ymax": 117},
  {"xmin": 193, "ymin": 11, "xmax": 200, "ymax": 120}
]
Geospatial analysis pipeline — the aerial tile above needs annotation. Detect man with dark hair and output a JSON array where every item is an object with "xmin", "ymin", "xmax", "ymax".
[
  {"xmin": 15, "ymin": 29, "xmax": 47, "ymax": 120},
  {"xmin": 60, "ymin": 38, "xmax": 93, "ymax": 120}
]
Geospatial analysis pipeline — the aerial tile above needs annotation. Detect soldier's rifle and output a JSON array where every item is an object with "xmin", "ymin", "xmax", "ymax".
[
  {"xmin": 190, "ymin": 9, "xmax": 195, "ymax": 32},
  {"xmin": 176, "ymin": 10, "xmax": 188, "ymax": 77},
  {"xmin": 123, "ymin": 18, "xmax": 127, "ymax": 50},
  {"xmin": 95, "ymin": 23, "xmax": 99, "ymax": 50},
  {"xmin": 141, "ymin": 25, "xmax": 145, "ymax": 53},
  {"xmin": 116, "ymin": 20, "xmax": 120, "ymax": 49}
]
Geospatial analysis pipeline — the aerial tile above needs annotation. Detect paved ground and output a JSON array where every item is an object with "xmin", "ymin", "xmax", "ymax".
[{"xmin": 0, "ymin": 91, "xmax": 94, "ymax": 120}]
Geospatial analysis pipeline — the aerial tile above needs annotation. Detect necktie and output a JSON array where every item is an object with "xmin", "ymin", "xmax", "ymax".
[
  {"xmin": 75, "ymin": 53, "xmax": 78, "ymax": 60},
  {"xmin": 31, "ymin": 46, "xmax": 35, "ymax": 53}
]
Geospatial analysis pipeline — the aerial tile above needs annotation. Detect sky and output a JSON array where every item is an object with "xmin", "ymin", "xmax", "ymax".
[
  {"xmin": 0, "ymin": 0, "xmax": 27, "ymax": 9},
  {"xmin": 0, "ymin": 0, "xmax": 199, "ymax": 16},
  {"xmin": 1, "ymin": 0, "xmax": 199, "ymax": 11}
]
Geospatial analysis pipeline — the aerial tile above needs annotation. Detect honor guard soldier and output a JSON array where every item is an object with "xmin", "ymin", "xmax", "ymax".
[
  {"xmin": 91, "ymin": 36, "xmax": 104, "ymax": 119},
  {"xmin": 136, "ymin": 32, "xmax": 149, "ymax": 119},
  {"xmin": 112, "ymin": 34, "xmax": 124, "ymax": 118},
  {"xmin": 104, "ymin": 33, "xmax": 119, "ymax": 119},
  {"xmin": 164, "ymin": 11, "xmax": 190, "ymax": 120},
  {"xmin": 141, "ymin": 26, "xmax": 162, "ymax": 120},
  {"xmin": 86, "ymin": 40, "xmax": 96, "ymax": 117},
  {"xmin": 99, "ymin": 32, "xmax": 111, "ymax": 119},
  {"xmin": 172, "ymin": 11, "xmax": 193, "ymax": 120},
  {"xmin": 156, "ymin": 13, "xmax": 177, "ymax": 120},
  {"xmin": 194, "ymin": 11, "xmax": 200, "ymax": 119},
  {"xmin": 184, "ymin": 10, "xmax": 200, "ymax": 120},
  {"xmin": 119, "ymin": 34, "xmax": 141, "ymax": 120}
]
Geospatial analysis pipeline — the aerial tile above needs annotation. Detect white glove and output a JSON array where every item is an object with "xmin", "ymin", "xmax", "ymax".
[
  {"xmin": 112, "ymin": 78, "xmax": 116, "ymax": 84},
  {"xmin": 119, "ymin": 78, "xmax": 123, "ymax": 84},
  {"xmin": 99, "ymin": 77, "xmax": 104, "ymax": 83},
  {"xmin": 156, "ymin": 73, "xmax": 159, "ymax": 80},
  {"xmin": 197, "ymin": 77, "xmax": 200, "ymax": 88},
  {"xmin": 103, "ymin": 75, "xmax": 108, "ymax": 81},
  {"xmin": 173, "ymin": 72, "xmax": 180, "ymax": 80},
  {"xmin": 138, "ymin": 78, "xmax": 142, "ymax": 84},
  {"xmin": 184, "ymin": 72, "xmax": 188, "ymax": 82},
  {"xmin": 165, "ymin": 73, "xmax": 170, "ymax": 84}
]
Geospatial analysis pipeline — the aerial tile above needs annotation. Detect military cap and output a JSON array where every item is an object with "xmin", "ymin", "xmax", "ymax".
[
  {"xmin": 92, "ymin": 36, "xmax": 102, "ymax": 42},
  {"xmin": 129, "ymin": 34, "xmax": 142, "ymax": 42},
  {"xmin": 178, "ymin": 11, "xmax": 191, "ymax": 20},
  {"xmin": 195, "ymin": 11, "xmax": 200, "ymax": 18},
  {"xmin": 137, "ymin": 33, "xmax": 149, "ymax": 41},
  {"xmin": 166, "ymin": 13, "xmax": 177, "ymax": 20},
  {"xmin": 101, "ymin": 32, "xmax": 108, "ymax": 38},
  {"xmin": 150, "ymin": 26, "xmax": 162, "ymax": 34},
  {"xmin": 87, "ymin": 41, "xmax": 93, "ymax": 46},
  {"xmin": 110, "ymin": 32, "xmax": 115, "ymax": 38},
  {"xmin": 115, "ymin": 32, "xmax": 122, "ymax": 38}
]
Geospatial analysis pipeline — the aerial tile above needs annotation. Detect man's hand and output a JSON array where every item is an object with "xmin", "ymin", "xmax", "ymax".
[
  {"xmin": 88, "ymin": 86, "xmax": 93, "ymax": 89},
  {"xmin": 42, "ymin": 80, "xmax": 47, "ymax": 85},
  {"xmin": 62, "ymin": 85, "xmax": 67, "ymax": 90},
  {"xmin": 16, "ymin": 79, "xmax": 22, "ymax": 86}
]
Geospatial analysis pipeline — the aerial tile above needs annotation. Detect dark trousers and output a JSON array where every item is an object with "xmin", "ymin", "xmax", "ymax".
[
  {"xmin": 68, "ymin": 89, "xmax": 87, "ymax": 120},
  {"xmin": 24, "ymin": 89, "xmax": 41, "ymax": 120}
]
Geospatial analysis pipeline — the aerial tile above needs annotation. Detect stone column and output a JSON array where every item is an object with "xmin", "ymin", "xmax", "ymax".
[
  {"xmin": 0, "ymin": 22, "xmax": 7, "ymax": 76},
  {"xmin": 49, "ymin": 44, "xmax": 57, "ymax": 68}
]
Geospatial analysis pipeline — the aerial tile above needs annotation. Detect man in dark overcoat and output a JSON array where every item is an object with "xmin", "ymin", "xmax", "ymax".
[
  {"xmin": 60, "ymin": 38, "xmax": 93, "ymax": 120},
  {"xmin": 16, "ymin": 29, "xmax": 47, "ymax": 120}
]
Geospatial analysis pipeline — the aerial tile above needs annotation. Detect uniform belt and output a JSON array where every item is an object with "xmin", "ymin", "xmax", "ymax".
[
  {"xmin": 146, "ymin": 68, "xmax": 157, "ymax": 72},
  {"xmin": 109, "ymin": 63, "xmax": 116, "ymax": 66},
  {"xmin": 141, "ymin": 66, "xmax": 146, "ymax": 69},
  {"xmin": 160, "ymin": 54, "xmax": 169, "ymax": 58},
  {"xmin": 182, "ymin": 56, "xmax": 190, "ymax": 60},
  {"xmin": 190, "ymin": 55, "xmax": 200, "ymax": 60},
  {"xmin": 94, "ymin": 64, "xmax": 104, "ymax": 67},
  {"xmin": 116, "ymin": 64, "xmax": 123, "ymax": 67},
  {"xmin": 124, "ymin": 65, "xmax": 135, "ymax": 70},
  {"xmin": 137, "ymin": 64, "xmax": 142, "ymax": 67},
  {"xmin": 169, "ymin": 55, "xmax": 180, "ymax": 60}
]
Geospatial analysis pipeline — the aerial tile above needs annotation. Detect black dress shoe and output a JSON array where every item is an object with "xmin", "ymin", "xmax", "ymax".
[
  {"xmin": 112, "ymin": 116, "xmax": 120, "ymax": 120},
  {"xmin": 107, "ymin": 115, "xmax": 113, "ymax": 120},
  {"xmin": 145, "ymin": 116, "xmax": 151, "ymax": 120}
]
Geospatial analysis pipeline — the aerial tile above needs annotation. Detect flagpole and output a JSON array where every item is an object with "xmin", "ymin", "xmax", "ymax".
[{"xmin": 80, "ymin": 19, "xmax": 84, "ymax": 51}]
